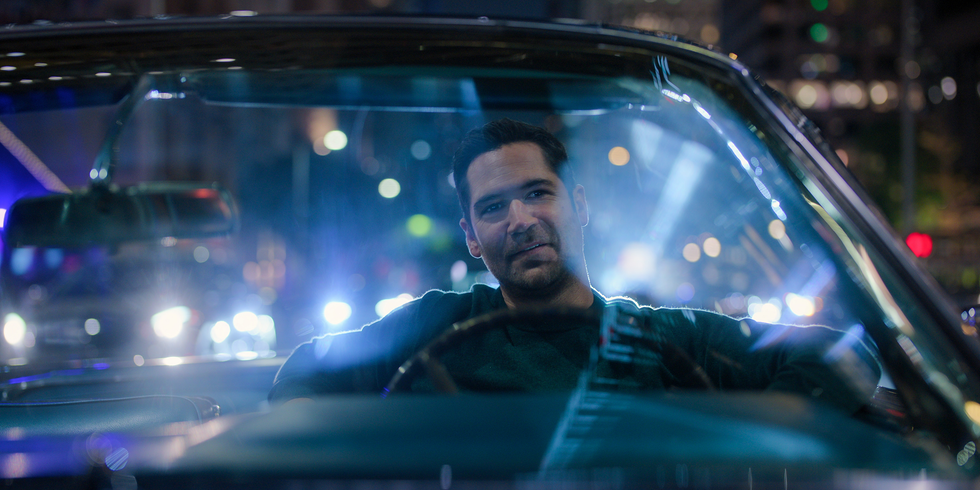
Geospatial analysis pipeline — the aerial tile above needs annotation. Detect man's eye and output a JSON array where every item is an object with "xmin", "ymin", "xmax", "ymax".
[
  {"xmin": 527, "ymin": 190, "xmax": 548, "ymax": 199},
  {"xmin": 482, "ymin": 203, "xmax": 502, "ymax": 214}
]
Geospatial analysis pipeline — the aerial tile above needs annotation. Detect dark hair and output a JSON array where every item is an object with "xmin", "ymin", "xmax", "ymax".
[{"xmin": 452, "ymin": 118, "xmax": 574, "ymax": 223}]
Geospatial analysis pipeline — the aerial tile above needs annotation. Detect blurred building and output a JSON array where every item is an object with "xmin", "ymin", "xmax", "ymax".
[{"xmin": 581, "ymin": 0, "xmax": 980, "ymax": 304}]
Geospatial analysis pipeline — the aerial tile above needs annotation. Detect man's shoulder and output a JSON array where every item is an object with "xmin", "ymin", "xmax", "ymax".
[
  {"xmin": 600, "ymin": 294, "xmax": 740, "ymax": 327},
  {"xmin": 379, "ymin": 283, "xmax": 502, "ymax": 329},
  {"xmin": 413, "ymin": 283, "xmax": 500, "ymax": 311}
]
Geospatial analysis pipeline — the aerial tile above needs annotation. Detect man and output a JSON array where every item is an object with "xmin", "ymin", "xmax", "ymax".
[{"xmin": 269, "ymin": 119, "xmax": 880, "ymax": 412}]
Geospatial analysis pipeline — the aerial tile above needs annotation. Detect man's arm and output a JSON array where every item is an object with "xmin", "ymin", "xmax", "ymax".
[
  {"xmin": 268, "ymin": 301, "xmax": 423, "ymax": 404},
  {"xmin": 644, "ymin": 306, "xmax": 881, "ymax": 413},
  {"xmin": 268, "ymin": 288, "xmax": 485, "ymax": 404}
]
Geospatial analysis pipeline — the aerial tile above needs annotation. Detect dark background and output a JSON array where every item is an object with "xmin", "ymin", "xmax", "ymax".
[{"xmin": 1, "ymin": 0, "xmax": 977, "ymax": 305}]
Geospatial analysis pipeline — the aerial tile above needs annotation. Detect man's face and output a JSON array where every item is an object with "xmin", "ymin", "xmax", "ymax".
[{"xmin": 459, "ymin": 142, "xmax": 588, "ymax": 295}]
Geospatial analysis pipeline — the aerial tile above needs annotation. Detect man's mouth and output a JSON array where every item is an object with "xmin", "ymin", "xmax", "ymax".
[{"xmin": 509, "ymin": 242, "xmax": 548, "ymax": 258}]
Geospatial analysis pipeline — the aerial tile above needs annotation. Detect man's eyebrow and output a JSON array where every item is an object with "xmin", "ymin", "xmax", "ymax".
[{"xmin": 472, "ymin": 179, "xmax": 556, "ymax": 210}]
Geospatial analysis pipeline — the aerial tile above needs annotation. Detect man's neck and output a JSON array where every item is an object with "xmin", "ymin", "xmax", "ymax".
[{"xmin": 500, "ymin": 278, "xmax": 594, "ymax": 310}]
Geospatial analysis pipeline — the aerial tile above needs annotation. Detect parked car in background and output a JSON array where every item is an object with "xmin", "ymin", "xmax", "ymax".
[{"xmin": 1, "ymin": 14, "xmax": 979, "ymax": 488}]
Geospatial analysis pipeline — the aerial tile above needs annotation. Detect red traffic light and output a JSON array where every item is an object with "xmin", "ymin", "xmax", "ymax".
[{"xmin": 906, "ymin": 232, "xmax": 933, "ymax": 258}]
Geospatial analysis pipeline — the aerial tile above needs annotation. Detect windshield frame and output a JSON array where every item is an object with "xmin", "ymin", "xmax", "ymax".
[{"xmin": 1, "ymin": 15, "xmax": 977, "ymax": 474}]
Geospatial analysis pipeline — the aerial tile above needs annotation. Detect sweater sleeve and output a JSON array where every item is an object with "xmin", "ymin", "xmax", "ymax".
[
  {"xmin": 268, "ymin": 300, "xmax": 421, "ymax": 403},
  {"xmin": 268, "ymin": 288, "xmax": 484, "ymax": 403},
  {"xmin": 651, "ymin": 307, "xmax": 881, "ymax": 413}
]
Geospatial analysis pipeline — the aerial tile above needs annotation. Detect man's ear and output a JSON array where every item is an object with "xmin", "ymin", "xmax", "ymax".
[
  {"xmin": 573, "ymin": 184, "xmax": 589, "ymax": 227},
  {"xmin": 459, "ymin": 217, "xmax": 483, "ymax": 258}
]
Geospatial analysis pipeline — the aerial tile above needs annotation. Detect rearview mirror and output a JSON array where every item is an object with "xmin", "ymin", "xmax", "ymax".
[{"xmin": 2, "ymin": 183, "xmax": 238, "ymax": 248}]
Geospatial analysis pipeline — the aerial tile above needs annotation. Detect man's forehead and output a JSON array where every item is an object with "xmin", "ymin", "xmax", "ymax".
[{"xmin": 465, "ymin": 142, "xmax": 560, "ymax": 197}]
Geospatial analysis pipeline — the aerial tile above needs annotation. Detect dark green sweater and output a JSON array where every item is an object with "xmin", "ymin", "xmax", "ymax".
[{"xmin": 269, "ymin": 285, "xmax": 880, "ymax": 412}]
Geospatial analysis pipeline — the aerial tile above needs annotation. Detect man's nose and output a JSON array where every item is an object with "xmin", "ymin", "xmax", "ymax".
[{"xmin": 507, "ymin": 200, "xmax": 537, "ymax": 235}]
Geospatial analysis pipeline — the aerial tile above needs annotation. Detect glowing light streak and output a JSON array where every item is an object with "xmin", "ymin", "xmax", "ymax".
[
  {"xmin": 661, "ymin": 89, "xmax": 691, "ymax": 103},
  {"xmin": 645, "ymin": 140, "xmax": 713, "ymax": 255},
  {"xmin": 771, "ymin": 200, "xmax": 787, "ymax": 221},
  {"xmin": 728, "ymin": 141, "xmax": 751, "ymax": 172},
  {"xmin": 0, "ymin": 120, "xmax": 69, "ymax": 192},
  {"xmin": 694, "ymin": 103, "xmax": 711, "ymax": 119}
]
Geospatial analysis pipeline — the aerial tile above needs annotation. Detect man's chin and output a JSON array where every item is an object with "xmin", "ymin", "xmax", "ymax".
[{"xmin": 499, "ymin": 269, "xmax": 564, "ymax": 294}]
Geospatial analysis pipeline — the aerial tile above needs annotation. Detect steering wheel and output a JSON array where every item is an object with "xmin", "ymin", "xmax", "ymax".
[{"xmin": 384, "ymin": 307, "xmax": 714, "ymax": 394}]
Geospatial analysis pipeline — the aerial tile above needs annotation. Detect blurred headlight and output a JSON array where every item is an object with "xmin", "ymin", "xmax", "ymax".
[
  {"xmin": 151, "ymin": 306, "xmax": 190, "ymax": 339},
  {"xmin": 3, "ymin": 313, "xmax": 26, "ymax": 345}
]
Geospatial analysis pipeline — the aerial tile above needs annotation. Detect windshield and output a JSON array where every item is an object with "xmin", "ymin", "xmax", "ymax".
[
  {"xmin": 0, "ymin": 21, "xmax": 977, "ymax": 483},
  {"xmin": 4, "ymin": 65, "xmax": 870, "ymax": 357}
]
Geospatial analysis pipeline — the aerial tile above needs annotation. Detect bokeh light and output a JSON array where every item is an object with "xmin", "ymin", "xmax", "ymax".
[
  {"xmin": 411, "ymin": 140, "xmax": 432, "ymax": 160},
  {"xmin": 700, "ymin": 24, "xmax": 720, "ymax": 44},
  {"xmin": 379, "ymin": 178, "xmax": 401, "ymax": 198},
  {"xmin": 84, "ymin": 318, "xmax": 101, "ymax": 336},
  {"xmin": 682, "ymin": 243, "xmax": 701, "ymax": 262},
  {"xmin": 810, "ymin": 23, "xmax": 829, "ymax": 43},
  {"xmin": 676, "ymin": 283, "xmax": 695, "ymax": 303},
  {"xmin": 608, "ymin": 147, "xmax": 630, "ymax": 166},
  {"xmin": 796, "ymin": 84, "xmax": 818, "ymax": 108},
  {"xmin": 905, "ymin": 61, "xmax": 921, "ymax": 79},
  {"xmin": 450, "ymin": 260, "xmax": 468, "ymax": 283},
  {"xmin": 10, "ymin": 248, "xmax": 33, "ymax": 276},
  {"xmin": 151, "ymin": 306, "xmax": 190, "ymax": 339},
  {"xmin": 233, "ymin": 311, "xmax": 259, "ymax": 333},
  {"xmin": 617, "ymin": 242, "xmax": 656, "ymax": 280},
  {"xmin": 193, "ymin": 246, "xmax": 210, "ymax": 263},
  {"xmin": 324, "ymin": 130, "xmax": 348, "ymax": 151},
  {"xmin": 407, "ymin": 214, "xmax": 433, "ymax": 237},
  {"xmin": 785, "ymin": 293, "xmax": 816, "ymax": 317},
  {"xmin": 210, "ymin": 321, "xmax": 231, "ymax": 343},
  {"xmin": 869, "ymin": 82, "xmax": 888, "ymax": 105},
  {"xmin": 768, "ymin": 219, "xmax": 786, "ymax": 240},
  {"xmin": 3, "ymin": 313, "xmax": 26, "ymax": 345},
  {"xmin": 750, "ymin": 300, "xmax": 782, "ymax": 323},
  {"xmin": 323, "ymin": 301, "xmax": 353, "ymax": 325},
  {"xmin": 376, "ymin": 293, "xmax": 414, "ymax": 317},
  {"xmin": 906, "ymin": 232, "xmax": 933, "ymax": 258},
  {"xmin": 702, "ymin": 237, "xmax": 721, "ymax": 257},
  {"xmin": 941, "ymin": 77, "xmax": 957, "ymax": 100}
]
